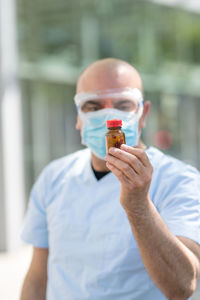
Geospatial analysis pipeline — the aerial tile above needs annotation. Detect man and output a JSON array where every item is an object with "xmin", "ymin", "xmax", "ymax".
[{"xmin": 20, "ymin": 58, "xmax": 200, "ymax": 300}]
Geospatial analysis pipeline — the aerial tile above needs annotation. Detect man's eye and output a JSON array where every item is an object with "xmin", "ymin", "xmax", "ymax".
[
  {"xmin": 115, "ymin": 101, "xmax": 137, "ymax": 112},
  {"xmin": 115, "ymin": 104, "xmax": 134, "ymax": 111},
  {"xmin": 88, "ymin": 106, "xmax": 101, "ymax": 111},
  {"xmin": 81, "ymin": 104, "xmax": 102, "ymax": 112},
  {"xmin": 117, "ymin": 105, "xmax": 131, "ymax": 111}
]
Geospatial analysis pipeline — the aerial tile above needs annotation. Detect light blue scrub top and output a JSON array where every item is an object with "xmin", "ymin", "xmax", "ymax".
[{"xmin": 21, "ymin": 147, "xmax": 200, "ymax": 300}]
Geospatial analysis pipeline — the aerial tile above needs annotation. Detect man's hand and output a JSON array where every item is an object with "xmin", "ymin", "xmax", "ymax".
[
  {"xmin": 105, "ymin": 144, "xmax": 153, "ymax": 214},
  {"xmin": 105, "ymin": 144, "xmax": 199, "ymax": 300}
]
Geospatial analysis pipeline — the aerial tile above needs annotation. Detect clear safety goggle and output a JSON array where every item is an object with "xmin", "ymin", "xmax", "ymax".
[{"xmin": 74, "ymin": 87, "xmax": 144, "ymax": 114}]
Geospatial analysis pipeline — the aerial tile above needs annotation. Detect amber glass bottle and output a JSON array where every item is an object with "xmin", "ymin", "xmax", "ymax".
[{"xmin": 105, "ymin": 119, "xmax": 126, "ymax": 154}]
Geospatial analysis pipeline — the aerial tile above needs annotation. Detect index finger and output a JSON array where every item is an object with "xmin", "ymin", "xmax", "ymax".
[{"xmin": 120, "ymin": 144, "xmax": 150, "ymax": 167}]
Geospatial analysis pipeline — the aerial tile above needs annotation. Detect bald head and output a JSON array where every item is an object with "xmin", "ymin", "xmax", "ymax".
[{"xmin": 77, "ymin": 58, "xmax": 143, "ymax": 93}]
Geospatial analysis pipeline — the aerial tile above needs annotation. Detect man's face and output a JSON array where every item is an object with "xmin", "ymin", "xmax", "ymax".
[{"xmin": 75, "ymin": 59, "xmax": 150, "ymax": 132}]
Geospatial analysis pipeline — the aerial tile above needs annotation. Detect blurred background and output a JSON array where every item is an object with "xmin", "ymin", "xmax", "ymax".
[{"xmin": 0, "ymin": 0, "xmax": 200, "ymax": 299}]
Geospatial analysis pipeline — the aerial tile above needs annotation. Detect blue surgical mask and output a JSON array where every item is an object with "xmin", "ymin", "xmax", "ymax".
[{"xmin": 79, "ymin": 108, "xmax": 143, "ymax": 160}]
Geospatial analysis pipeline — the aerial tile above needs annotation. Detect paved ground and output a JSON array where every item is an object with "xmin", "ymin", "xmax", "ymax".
[
  {"xmin": 192, "ymin": 280, "xmax": 200, "ymax": 300},
  {"xmin": 0, "ymin": 246, "xmax": 32, "ymax": 300},
  {"xmin": 0, "ymin": 246, "xmax": 199, "ymax": 300}
]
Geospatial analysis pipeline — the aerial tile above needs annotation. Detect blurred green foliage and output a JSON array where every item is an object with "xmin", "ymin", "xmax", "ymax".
[{"xmin": 17, "ymin": 0, "xmax": 200, "ymax": 70}]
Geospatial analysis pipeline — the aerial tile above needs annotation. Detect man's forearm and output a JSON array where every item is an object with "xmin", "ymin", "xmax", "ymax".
[
  {"xmin": 20, "ymin": 275, "xmax": 46, "ymax": 300},
  {"xmin": 125, "ymin": 197, "xmax": 199, "ymax": 300}
]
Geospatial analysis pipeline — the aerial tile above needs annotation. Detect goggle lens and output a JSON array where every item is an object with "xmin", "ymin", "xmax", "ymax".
[{"xmin": 80, "ymin": 98, "xmax": 139, "ymax": 113}]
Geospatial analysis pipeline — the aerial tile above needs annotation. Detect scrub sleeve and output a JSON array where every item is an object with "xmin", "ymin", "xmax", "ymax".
[
  {"xmin": 21, "ymin": 166, "xmax": 49, "ymax": 248},
  {"xmin": 157, "ymin": 164, "xmax": 200, "ymax": 245}
]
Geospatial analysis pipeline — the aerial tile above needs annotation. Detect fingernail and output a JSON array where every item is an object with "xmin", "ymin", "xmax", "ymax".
[
  {"xmin": 120, "ymin": 144, "xmax": 127, "ymax": 149},
  {"xmin": 109, "ymin": 147, "xmax": 116, "ymax": 154}
]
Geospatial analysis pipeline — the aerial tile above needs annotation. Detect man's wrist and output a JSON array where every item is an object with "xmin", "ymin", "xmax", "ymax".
[{"xmin": 124, "ymin": 195, "xmax": 152, "ymax": 221}]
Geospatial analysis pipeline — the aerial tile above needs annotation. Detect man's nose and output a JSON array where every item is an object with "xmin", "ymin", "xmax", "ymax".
[{"xmin": 102, "ymin": 99, "xmax": 114, "ymax": 108}]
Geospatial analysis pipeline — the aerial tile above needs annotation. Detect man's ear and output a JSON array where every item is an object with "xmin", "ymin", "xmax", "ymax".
[
  {"xmin": 139, "ymin": 101, "xmax": 151, "ymax": 130},
  {"xmin": 75, "ymin": 115, "xmax": 82, "ymax": 130}
]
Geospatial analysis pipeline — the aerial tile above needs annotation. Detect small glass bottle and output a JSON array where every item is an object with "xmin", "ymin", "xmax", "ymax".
[{"xmin": 106, "ymin": 119, "xmax": 126, "ymax": 154}]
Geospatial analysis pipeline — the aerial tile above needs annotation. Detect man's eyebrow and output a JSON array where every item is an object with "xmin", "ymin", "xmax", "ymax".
[
  {"xmin": 115, "ymin": 99, "xmax": 136, "ymax": 103},
  {"xmin": 83, "ymin": 100, "xmax": 102, "ymax": 106}
]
